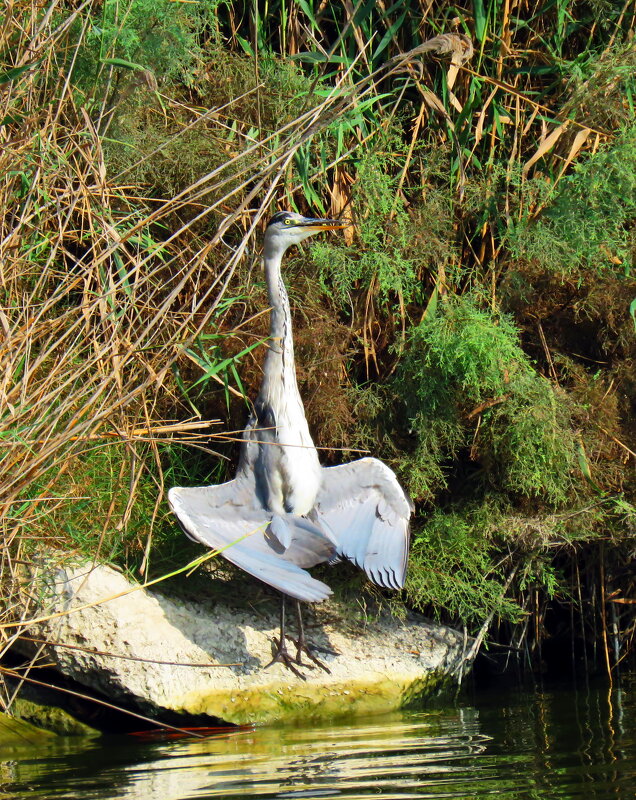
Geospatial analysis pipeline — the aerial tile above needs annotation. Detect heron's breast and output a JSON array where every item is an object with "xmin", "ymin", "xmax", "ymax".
[
  {"xmin": 279, "ymin": 437, "xmax": 322, "ymax": 515},
  {"xmin": 257, "ymin": 387, "xmax": 321, "ymax": 515}
]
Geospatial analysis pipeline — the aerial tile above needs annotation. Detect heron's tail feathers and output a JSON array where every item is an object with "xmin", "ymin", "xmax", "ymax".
[{"xmin": 265, "ymin": 513, "xmax": 335, "ymax": 568}]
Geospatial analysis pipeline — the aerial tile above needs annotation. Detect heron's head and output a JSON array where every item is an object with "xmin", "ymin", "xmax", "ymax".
[{"xmin": 264, "ymin": 211, "xmax": 347, "ymax": 253}]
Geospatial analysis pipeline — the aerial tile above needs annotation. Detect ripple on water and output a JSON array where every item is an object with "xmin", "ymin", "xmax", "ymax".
[{"xmin": 1, "ymin": 677, "xmax": 635, "ymax": 800}]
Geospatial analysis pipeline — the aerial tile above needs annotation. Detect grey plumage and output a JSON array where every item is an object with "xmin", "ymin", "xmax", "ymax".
[{"xmin": 169, "ymin": 211, "xmax": 412, "ymax": 608}]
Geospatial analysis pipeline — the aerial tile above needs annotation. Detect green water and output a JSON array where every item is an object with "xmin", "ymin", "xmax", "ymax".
[{"xmin": 1, "ymin": 675, "xmax": 634, "ymax": 799}]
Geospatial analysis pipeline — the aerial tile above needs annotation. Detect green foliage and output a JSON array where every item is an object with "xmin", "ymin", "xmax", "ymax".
[
  {"xmin": 396, "ymin": 295, "xmax": 576, "ymax": 504},
  {"xmin": 103, "ymin": 47, "xmax": 319, "ymax": 203},
  {"xmin": 509, "ymin": 126, "xmax": 636, "ymax": 277},
  {"xmin": 406, "ymin": 507, "xmax": 523, "ymax": 626},
  {"xmin": 79, "ymin": 0, "xmax": 225, "ymax": 87},
  {"xmin": 311, "ymin": 148, "xmax": 420, "ymax": 308},
  {"xmin": 486, "ymin": 373, "xmax": 574, "ymax": 501},
  {"xmin": 17, "ymin": 445, "xmax": 157, "ymax": 565},
  {"xmin": 179, "ymin": 328, "xmax": 265, "ymax": 415},
  {"xmin": 562, "ymin": 41, "xmax": 636, "ymax": 129},
  {"xmin": 404, "ymin": 298, "xmax": 526, "ymax": 405}
]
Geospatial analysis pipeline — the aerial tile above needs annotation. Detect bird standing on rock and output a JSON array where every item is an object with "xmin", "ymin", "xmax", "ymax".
[{"xmin": 169, "ymin": 211, "xmax": 412, "ymax": 678}]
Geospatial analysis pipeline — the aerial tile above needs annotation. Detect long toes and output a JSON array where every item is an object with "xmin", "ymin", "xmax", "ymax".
[
  {"xmin": 294, "ymin": 653, "xmax": 316, "ymax": 670},
  {"xmin": 264, "ymin": 638, "xmax": 308, "ymax": 680},
  {"xmin": 263, "ymin": 635, "xmax": 283, "ymax": 666},
  {"xmin": 283, "ymin": 658, "xmax": 307, "ymax": 681},
  {"xmin": 265, "ymin": 651, "xmax": 307, "ymax": 680},
  {"xmin": 295, "ymin": 642, "xmax": 331, "ymax": 674},
  {"xmin": 309, "ymin": 652, "xmax": 331, "ymax": 674}
]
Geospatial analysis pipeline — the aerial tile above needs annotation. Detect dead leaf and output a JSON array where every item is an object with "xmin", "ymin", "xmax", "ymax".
[
  {"xmin": 557, "ymin": 126, "xmax": 592, "ymax": 178},
  {"xmin": 522, "ymin": 121, "xmax": 570, "ymax": 177}
]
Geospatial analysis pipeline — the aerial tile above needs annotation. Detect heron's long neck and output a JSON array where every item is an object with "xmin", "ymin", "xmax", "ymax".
[{"xmin": 260, "ymin": 244, "xmax": 299, "ymax": 401}]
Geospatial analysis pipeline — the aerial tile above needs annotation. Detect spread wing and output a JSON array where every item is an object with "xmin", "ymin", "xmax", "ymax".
[
  {"xmin": 168, "ymin": 475, "xmax": 333, "ymax": 603},
  {"xmin": 314, "ymin": 457, "xmax": 413, "ymax": 590}
]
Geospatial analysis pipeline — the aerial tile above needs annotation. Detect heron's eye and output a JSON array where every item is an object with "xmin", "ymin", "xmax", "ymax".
[{"xmin": 284, "ymin": 219, "xmax": 292, "ymax": 225}]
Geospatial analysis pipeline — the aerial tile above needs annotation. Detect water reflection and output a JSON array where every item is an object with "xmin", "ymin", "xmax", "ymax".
[{"xmin": 1, "ymin": 676, "xmax": 635, "ymax": 800}]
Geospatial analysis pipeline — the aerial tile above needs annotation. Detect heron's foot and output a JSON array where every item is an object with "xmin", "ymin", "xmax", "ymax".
[
  {"xmin": 264, "ymin": 636, "xmax": 308, "ymax": 681},
  {"xmin": 291, "ymin": 636, "xmax": 337, "ymax": 674}
]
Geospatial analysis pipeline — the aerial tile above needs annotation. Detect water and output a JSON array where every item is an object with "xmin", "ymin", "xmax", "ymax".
[{"xmin": 1, "ymin": 676, "xmax": 635, "ymax": 800}]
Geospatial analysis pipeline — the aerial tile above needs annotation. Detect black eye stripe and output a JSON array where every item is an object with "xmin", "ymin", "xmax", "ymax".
[{"xmin": 267, "ymin": 211, "xmax": 292, "ymax": 227}]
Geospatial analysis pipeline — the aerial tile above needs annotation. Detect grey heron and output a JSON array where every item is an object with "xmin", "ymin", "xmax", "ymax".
[{"xmin": 169, "ymin": 211, "xmax": 412, "ymax": 677}]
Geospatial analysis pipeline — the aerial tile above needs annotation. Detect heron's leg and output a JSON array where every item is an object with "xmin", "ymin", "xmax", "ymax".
[
  {"xmin": 263, "ymin": 595, "xmax": 307, "ymax": 680},
  {"xmin": 291, "ymin": 600, "xmax": 334, "ymax": 674}
]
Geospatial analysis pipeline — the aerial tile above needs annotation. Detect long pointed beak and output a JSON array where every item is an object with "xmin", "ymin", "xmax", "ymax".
[{"xmin": 295, "ymin": 217, "xmax": 349, "ymax": 231}]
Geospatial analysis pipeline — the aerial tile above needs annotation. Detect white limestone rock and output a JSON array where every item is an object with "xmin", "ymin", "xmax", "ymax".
[{"xmin": 16, "ymin": 557, "xmax": 470, "ymax": 725}]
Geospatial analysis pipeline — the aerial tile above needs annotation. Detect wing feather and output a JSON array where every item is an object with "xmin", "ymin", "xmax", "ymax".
[
  {"xmin": 314, "ymin": 458, "xmax": 412, "ymax": 590},
  {"xmin": 168, "ymin": 479, "xmax": 332, "ymax": 603}
]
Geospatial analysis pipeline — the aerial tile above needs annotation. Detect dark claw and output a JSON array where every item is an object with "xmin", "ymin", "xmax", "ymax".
[
  {"xmin": 291, "ymin": 635, "xmax": 337, "ymax": 673},
  {"xmin": 285, "ymin": 634, "xmax": 315, "ymax": 670},
  {"xmin": 264, "ymin": 636, "xmax": 307, "ymax": 681}
]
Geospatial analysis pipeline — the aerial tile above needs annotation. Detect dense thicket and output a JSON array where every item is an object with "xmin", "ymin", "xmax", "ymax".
[{"xmin": 1, "ymin": 0, "xmax": 634, "ymax": 678}]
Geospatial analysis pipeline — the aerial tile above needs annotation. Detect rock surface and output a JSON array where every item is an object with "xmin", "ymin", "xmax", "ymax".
[
  {"xmin": 10, "ymin": 697, "xmax": 99, "ymax": 737},
  {"xmin": 0, "ymin": 710, "xmax": 56, "ymax": 747},
  {"xmin": 15, "ymin": 558, "xmax": 469, "ymax": 725}
]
